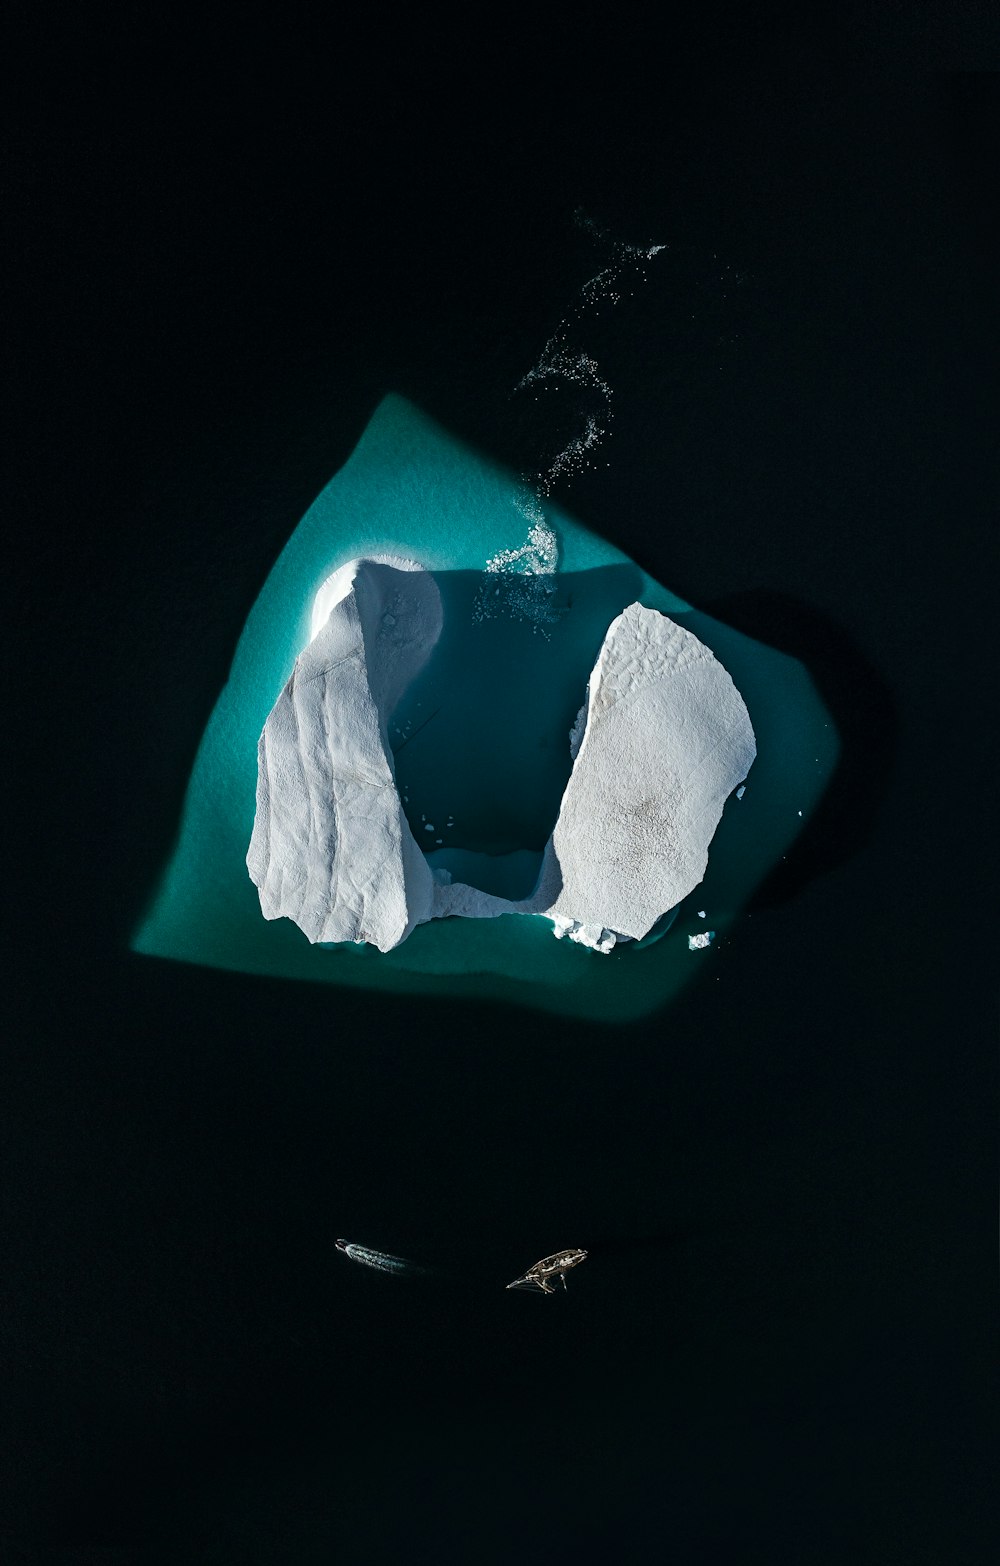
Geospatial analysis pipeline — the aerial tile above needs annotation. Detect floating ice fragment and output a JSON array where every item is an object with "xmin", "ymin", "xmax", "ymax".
[
  {"xmin": 688, "ymin": 931, "xmax": 716, "ymax": 950},
  {"xmin": 736, "ymin": 784, "xmax": 746, "ymax": 799}
]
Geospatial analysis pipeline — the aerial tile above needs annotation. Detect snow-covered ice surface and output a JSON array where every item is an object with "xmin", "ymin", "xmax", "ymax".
[
  {"xmin": 539, "ymin": 603, "xmax": 756, "ymax": 946},
  {"xmin": 249, "ymin": 560, "xmax": 756, "ymax": 955},
  {"xmin": 247, "ymin": 557, "xmax": 441, "ymax": 952}
]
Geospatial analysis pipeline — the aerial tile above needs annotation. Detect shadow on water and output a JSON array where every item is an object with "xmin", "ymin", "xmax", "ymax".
[
  {"xmin": 387, "ymin": 563, "xmax": 643, "ymax": 889},
  {"xmin": 702, "ymin": 591, "xmax": 899, "ymax": 910}
]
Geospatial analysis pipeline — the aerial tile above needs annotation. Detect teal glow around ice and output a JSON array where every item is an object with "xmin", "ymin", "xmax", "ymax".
[{"xmin": 132, "ymin": 395, "xmax": 837, "ymax": 1020}]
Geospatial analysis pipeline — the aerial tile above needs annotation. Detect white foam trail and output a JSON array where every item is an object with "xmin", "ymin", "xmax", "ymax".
[
  {"xmin": 335, "ymin": 1239, "xmax": 428, "ymax": 1277},
  {"xmin": 475, "ymin": 209, "xmax": 665, "ymax": 632}
]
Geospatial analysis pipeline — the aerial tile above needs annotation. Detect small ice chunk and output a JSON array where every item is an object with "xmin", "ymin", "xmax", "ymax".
[
  {"xmin": 688, "ymin": 930, "xmax": 715, "ymax": 950},
  {"xmin": 248, "ymin": 556, "xmax": 442, "ymax": 950},
  {"xmin": 567, "ymin": 922, "xmax": 615, "ymax": 953},
  {"xmin": 736, "ymin": 785, "xmax": 746, "ymax": 800},
  {"xmin": 548, "ymin": 915, "xmax": 616, "ymax": 952},
  {"xmin": 424, "ymin": 823, "xmax": 434, "ymax": 832}
]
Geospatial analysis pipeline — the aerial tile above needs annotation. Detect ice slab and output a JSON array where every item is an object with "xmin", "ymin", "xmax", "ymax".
[
  {"xmin": 247, "ymin": 557, "xmax": 440, "ymax": 951},
  {"xmin": 541, "ymin": 603, "xmax": 756, "ymax": 945}
]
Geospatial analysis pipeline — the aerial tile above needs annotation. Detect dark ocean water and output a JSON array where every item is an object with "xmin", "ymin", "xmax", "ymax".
[{"xmin": 8, "ymin": 24, "xmax": 996, "ymax": 1564}]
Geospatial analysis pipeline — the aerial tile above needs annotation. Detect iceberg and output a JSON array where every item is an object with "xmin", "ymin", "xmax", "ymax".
[
  {"xmin": 133, "ymin": 395, "xmax": 837, "ymax": 1021},
  {"xmin": 248, "ymin": 559, "xmax": 756, "ymax": 954}
]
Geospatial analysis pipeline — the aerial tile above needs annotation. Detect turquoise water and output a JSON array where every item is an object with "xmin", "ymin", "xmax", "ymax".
[
  {"xmin": 390, "ymin": 565, "xmax": 645, "ymax": 867},
  {"xmin": 132, "ymin": 395, "xmax": 838, "ymax": 1020}
]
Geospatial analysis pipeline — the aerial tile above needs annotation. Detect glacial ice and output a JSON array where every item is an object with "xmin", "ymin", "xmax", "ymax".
[
  {"xmin": 248, "ymin": 559, "xmax": 757, "ymax": 954},
  {"xmin": 246, "ymin": 556, "xmax": 442, "ymax": 952}
]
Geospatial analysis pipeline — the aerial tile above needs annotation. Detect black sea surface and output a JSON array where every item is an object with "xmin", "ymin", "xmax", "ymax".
[{"xmin": 7, "ymin": 19, "xmax": 996, "ymax": 1564}]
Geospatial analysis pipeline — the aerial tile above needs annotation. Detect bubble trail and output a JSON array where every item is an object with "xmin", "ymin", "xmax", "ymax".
[
  {"xmin": 334, "ymin": 1238, "xmax": 432, "ymax": 1278},
  {"xmin": 474, "ymin": 208, "xmax": 665, "ymax": 633},
  {"xmin": 518, "ymin": 208, "xmax": 666, "ymax": 499}
]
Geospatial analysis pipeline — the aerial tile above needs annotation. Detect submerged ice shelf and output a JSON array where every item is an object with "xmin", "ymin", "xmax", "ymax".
[{"xmin": 248, "ymin": 558, "xmax": 756, "ymax": 954}]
